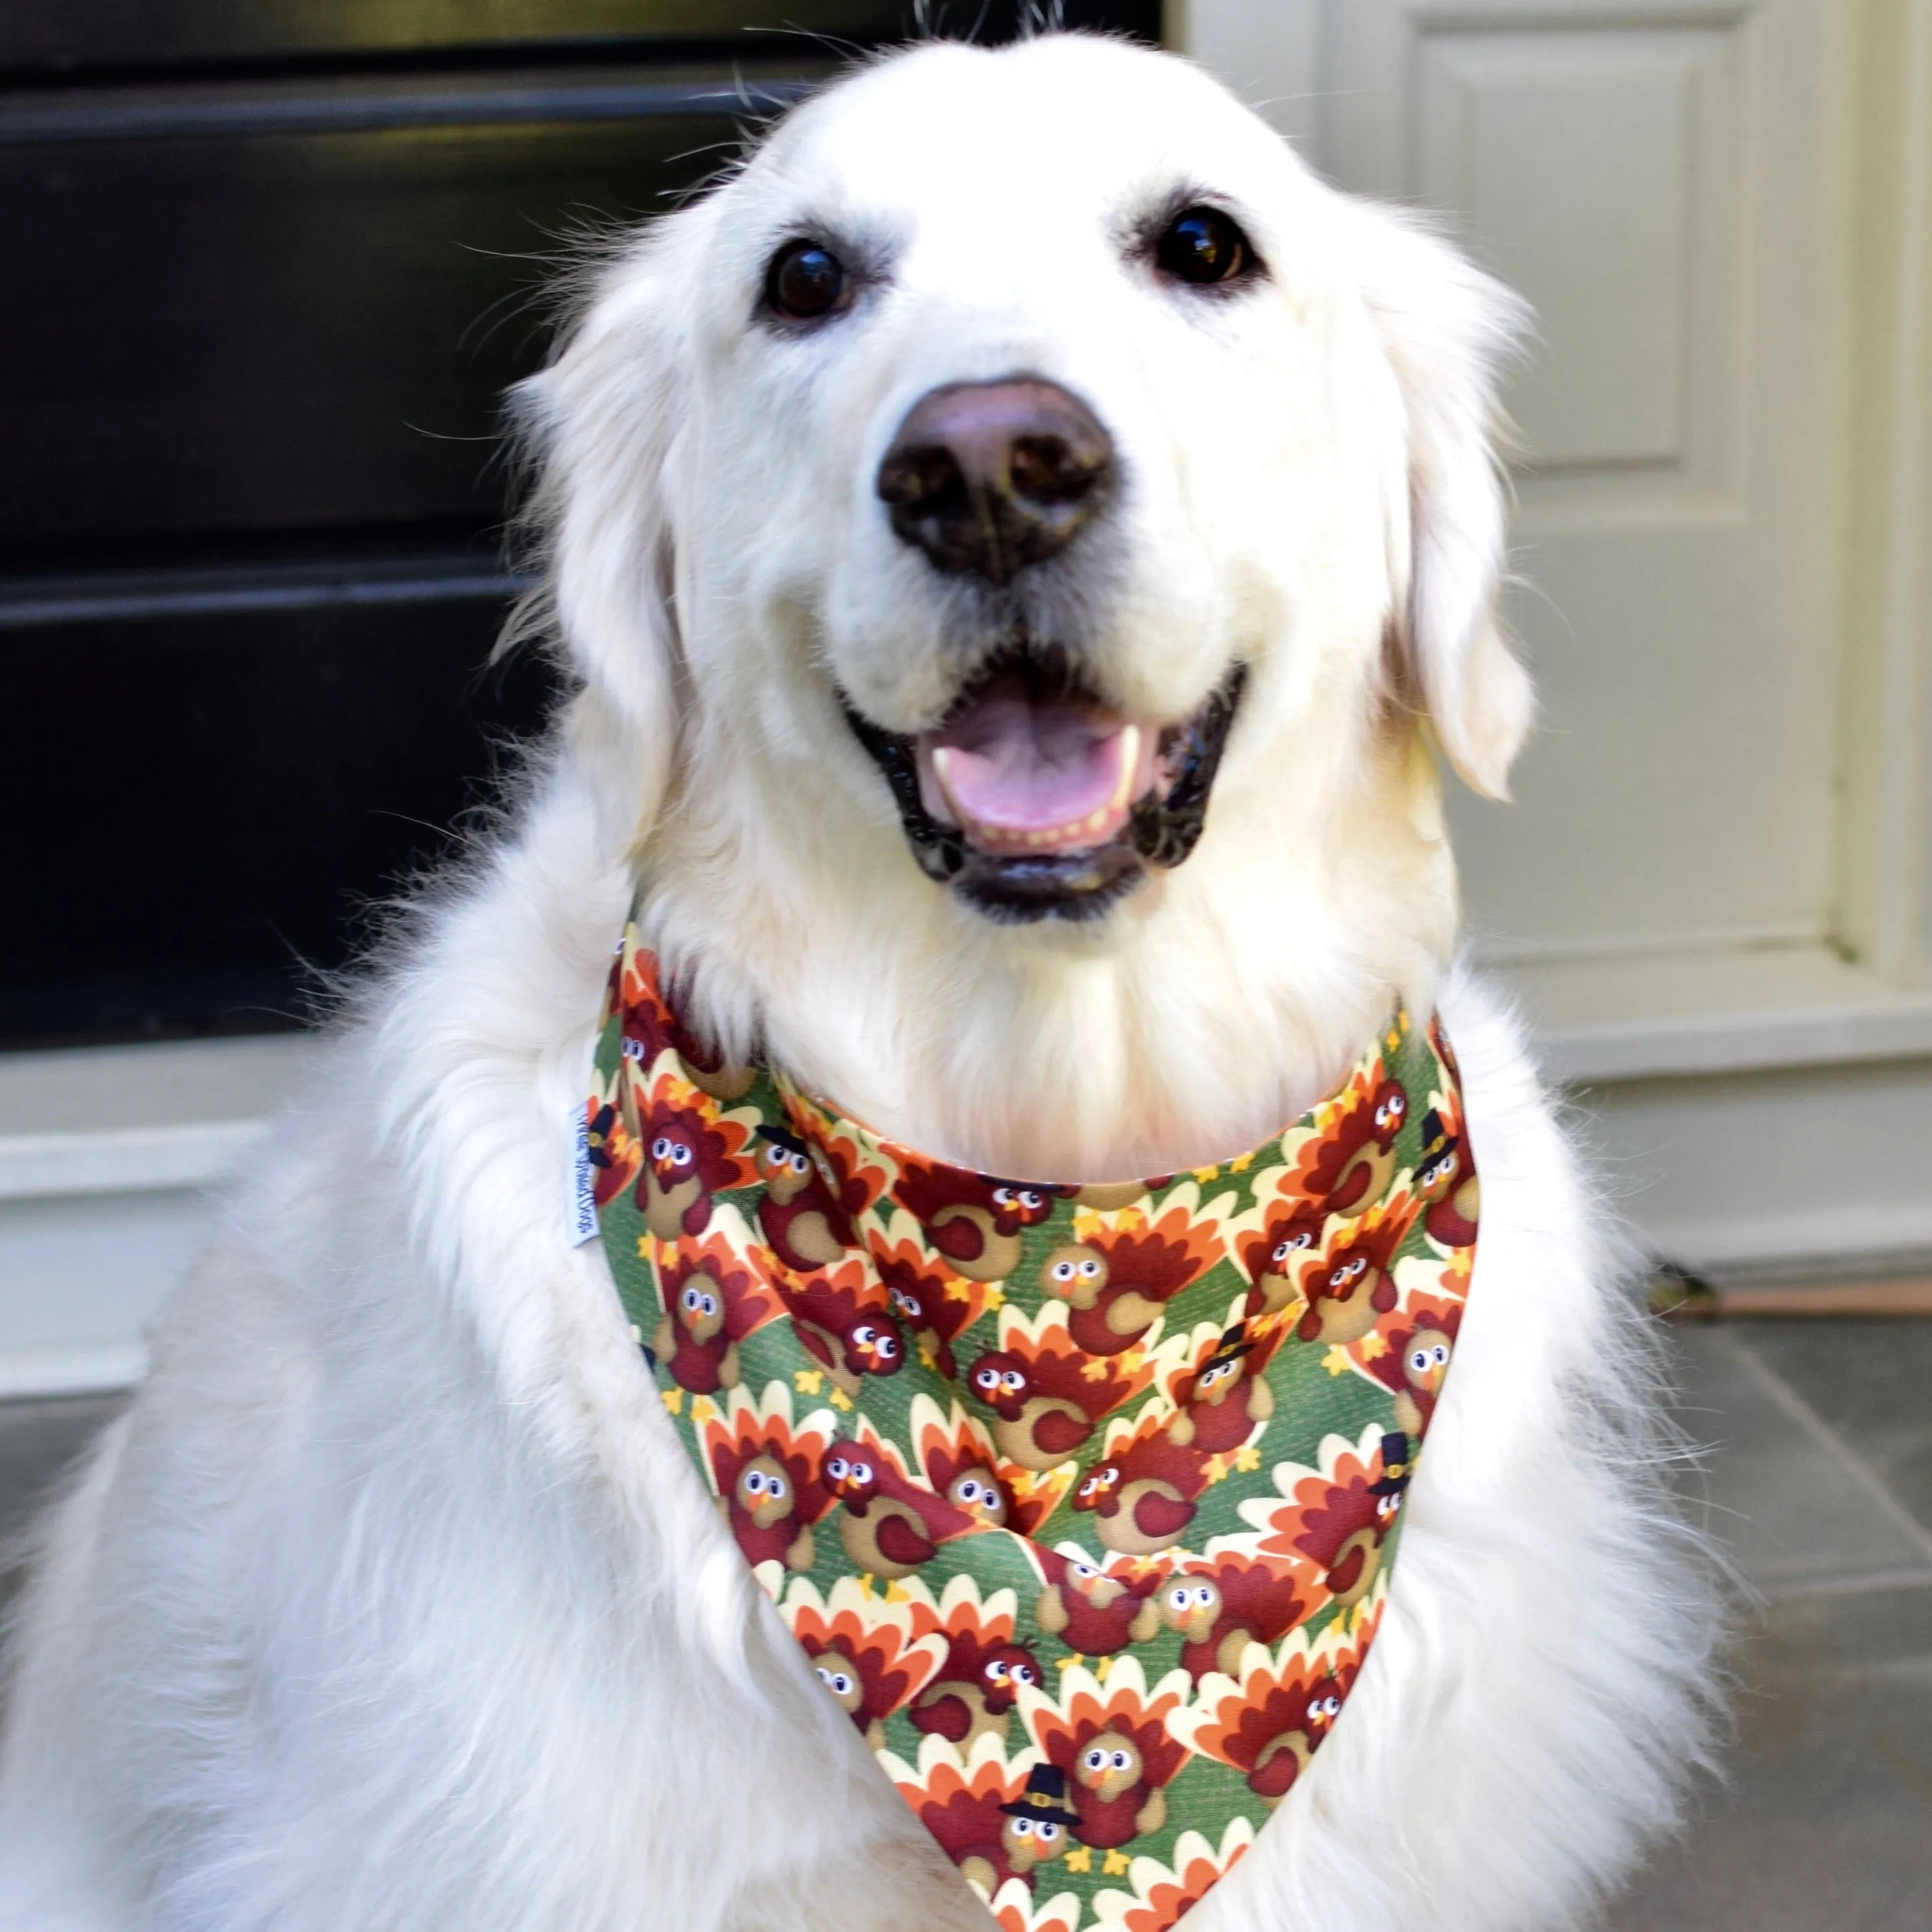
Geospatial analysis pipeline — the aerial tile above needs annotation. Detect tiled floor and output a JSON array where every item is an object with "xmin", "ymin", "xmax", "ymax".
[
  {"xmin": 1599, "ymin": 1318, "xmax": 1932, "ymax": 1931},
  {"xmin": 1, "ymin": 1329, "xmax": 1929, "ymax": 1926}
]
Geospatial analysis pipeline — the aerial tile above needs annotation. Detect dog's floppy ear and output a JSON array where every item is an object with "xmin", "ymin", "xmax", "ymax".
[
  {"xmin": 513, "ymin": 222, "xmax": 696, "ymax": 843},
  {"xmin": 1357, "ymin": 210, "xmax": 1535, "ymax": 800}
]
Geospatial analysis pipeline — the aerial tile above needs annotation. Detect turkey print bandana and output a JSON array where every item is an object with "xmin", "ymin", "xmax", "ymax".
[{"xmin": 586, "ymin": 915, "xmax": 1478, "ymax": 1932}]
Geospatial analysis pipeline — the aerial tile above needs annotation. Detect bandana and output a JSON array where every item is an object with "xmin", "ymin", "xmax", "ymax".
[{"xmin": 585, "ymin": 913, "xmax": 1478, "ymax": 1932}]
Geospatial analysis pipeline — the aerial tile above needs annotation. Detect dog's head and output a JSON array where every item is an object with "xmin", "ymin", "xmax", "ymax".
[{"xmin": 520, "ymin": 33, "xmax": 1530, "ymax": 934}]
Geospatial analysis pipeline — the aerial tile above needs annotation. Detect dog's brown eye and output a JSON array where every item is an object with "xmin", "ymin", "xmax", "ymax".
[
  {"xmin": 766, "ymin": 240, "xmax": 847, "ymax": 321},
  {"xmin": 1154, "ymin": 207, "xmax": 1252, "ymax": 287}
]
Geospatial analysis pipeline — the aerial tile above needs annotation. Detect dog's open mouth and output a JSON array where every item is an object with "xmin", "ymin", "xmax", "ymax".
[{"xmin": 842, "ymin": 648, "xmax": 1247, "ymax": 921}]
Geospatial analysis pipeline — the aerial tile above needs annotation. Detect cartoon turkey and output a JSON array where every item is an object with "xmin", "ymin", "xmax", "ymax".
[
  {"xmin": 987, "ymin": 1767, "xmax": 1080, "ymax": 1888},
  {"xmin": 614, "ymin": 949, "xmax": 756, "ymax": 1101},
  {"xmin": 753, "ymin": 1125, "xmax": 855, "ymax": 1273},
  {"xmin": 706, "ymin": 1421, "xmax": 835, "ymax": 1575},
  {"xmin": 779, "ymin": 1261, "xmax": 906, "ymax": 1399},
  {"xmin": 966, "ymin": 1327, "xmax": 1142, "ymax": 1475},
  {"xmin": 1166, "ymin": 1322, "xmax": 1276, "ymax": 1456},
  {"xmin": 1302, "ymin": 1071, "xmax": 1410, "ymax": 1216},
  {"xmin": 879, "ymin": 1243, "xmax": 983, "ymax": 1380},
  {"xmin": 822, "ymin": 1433, "xmax": 975, "ymax": 1581},
  {"xmin": 901, "ymin": 1759, "xmax": 1078, "ymax": 1897},
  {"xmin": 1166, "ymin": 1636, "xmax": 1368, "ymax": 1806},
  {"xmin": 649, "ymin": 1243, "xmax": 778, "ymax": 1395},
  {"xmin": 968, "ymin": 1352, "xmax": 1095, "ymax": 1472},
  {"xmin": 1288, "ymin": 1432, "xmax": 1413, "ymax": 1606},
  {"xmin": 1236, "ymin": 1198, "xmax": 1329, "ymax": 1319},
  {"xmin": 940, "ymin": 1462, "xmax": 1013, "ymax": 1531},
  {"xmin": 804, "ymin": 1641, "xmax": 929, "ymax": 1753},
  {"xmin": 584, "ymin": 1084, "xmax": 642, "ymax": 1210},
  {"xmin": 1027, "ymin": 1660, "xmax": 1189, "ymax": 1851},
  {"xmin": 786, "ymin": 1099, "xmax": 896, "ymax": 1217},
  {"xmin": 1294, "ymin": 1202, "xmax": 1409, "ymax": 1345},
  {"xmin": 653, "ymin": 1257, "xmax": 737, "ymax": 1394},
  {"xmin": 924, "ymin": 1450, "xmax": 1013, "ymax": 1534},
  {"xmin": 1038, "ymin": 1212, "xmax": 1217, "ymax": 1357},
  {"xmin": 783, "ymin": 1577, "xmax": 948, "ymax": 1753},
  {"xmin": 635, "ymin": 1095, "xmax": 752, "ymax": 1241},
  {"xmin": 1152, "ymin": 1552, "xmax": 1311, "ymax": 1680},
  {"xmin": 1368, "ymin": 1307, "xmax": 1460, "ymax": 1437},
  {"xmin": 909, "ymin": 1630, "xmax": 1044, "ymax": 1747},
  {"xmin": 1029, "ymin": 1548, "xmax": 1164, "ymax": 1653},
  {"xmin": 908, "ymin": 1394, "xmax": 1041, "ymax": 1533},
  {"xmin": 1230, "ymin": 1679, "xmax": 1347, "ymax": 1803},
  {"xmin": 894, "ymin": 1163, "xmax": 1065, "ymax": 1282},
  {"xmin": 1072, "ymin": 1732, "xmax": 1165, "ymax": 1845},
  {"xmin": 1070, "ymin": 1421, "xmax": 1207, "ymax": 1556},
  {"xmin": 1415, "ymin": 1106, "xmax": 1480, "ymax": 1249}
]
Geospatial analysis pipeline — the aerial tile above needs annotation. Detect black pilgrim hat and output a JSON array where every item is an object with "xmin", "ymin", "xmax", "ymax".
[
  {"xmin": 1419, "ymin": 1108, "xmax": 1454, "ymax": 1161},
  {"xmin": 1000, "ymin": 1764, "xmax": 1079, "ymax": 1822},
  {"xmin": 1200, "ymin": 1323, "xmax": 1255, "ymax": 1372},
  {"xmin": 1366, "ymin": 1431, "xmax": 1414, "ymax": 1497}
]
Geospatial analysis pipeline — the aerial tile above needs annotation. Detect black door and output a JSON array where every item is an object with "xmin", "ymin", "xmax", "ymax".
[{"xmin": 0, "ymin": 1, "xmax": 1159, "ymax": 1048}]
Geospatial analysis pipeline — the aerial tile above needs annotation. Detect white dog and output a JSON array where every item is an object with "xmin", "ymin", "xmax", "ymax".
[{"xmin": 0, "ymin": 32, "xmax": 1719, "ymax": 1932}]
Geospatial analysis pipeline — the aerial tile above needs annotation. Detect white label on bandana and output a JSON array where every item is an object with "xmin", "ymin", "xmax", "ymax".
[{"xmin": 569, "ymin": 1105, "xmax": 600, "ymax": 1247}]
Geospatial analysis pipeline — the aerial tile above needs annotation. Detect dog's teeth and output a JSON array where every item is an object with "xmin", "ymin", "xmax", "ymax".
[
  {"xmin": 929, "ymin": 745, "xmax": 966, "ymax": 827},
  {"xmin": 1111, "ymin": 724, "xmax": 1141, "ymax": 812}
]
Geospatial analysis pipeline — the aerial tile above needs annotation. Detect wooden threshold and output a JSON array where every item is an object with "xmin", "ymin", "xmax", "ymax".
[{"xmin": 1656, "ymin": 1275, "xmax": 1932, "ymax": 1319}]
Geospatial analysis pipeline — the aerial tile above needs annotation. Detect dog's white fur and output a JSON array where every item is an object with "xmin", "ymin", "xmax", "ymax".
[{"xmin": 0, "ymin": 34, "xmax": 1719, "ymax": 1932}]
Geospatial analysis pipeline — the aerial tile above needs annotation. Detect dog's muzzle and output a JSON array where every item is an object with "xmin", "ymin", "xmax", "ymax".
[
  {"xmin": 842, "ymin": 653, "xmax": 1247, "ymax": 923},
  {"xmin": 851, "ymin": 378, "xmax": 1245, "ymax": 920}
]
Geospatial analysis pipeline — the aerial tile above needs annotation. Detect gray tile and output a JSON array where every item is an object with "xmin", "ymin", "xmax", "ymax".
[
  {"xmin": 1765, "ymin": 1574, "xmax": 1932, "ymax": 1673},
  {"xmin": 1667, "ymin": 1326, "xmax": 1932, "ymax": 1596},
  {"xmin": 1730, "ymin": 1321, "xmax": 1932, "ymax": 1542},
  {"xmin": 1603, "ymin": 1585, "xmax": 1932, "ymax": 1932},
  {"xmin": 1606, "ymin": 1326, "xmax": 1932, "ymax": 1929}
]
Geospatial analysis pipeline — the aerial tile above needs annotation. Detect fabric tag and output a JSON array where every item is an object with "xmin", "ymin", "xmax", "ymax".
[{"xmin": 569, "ymin": 1102, "xmax": 601, "ymax": 1247}]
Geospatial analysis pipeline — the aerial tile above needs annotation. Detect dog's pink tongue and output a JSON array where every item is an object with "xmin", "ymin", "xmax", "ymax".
[{"xmin": 927, "ymin": 695, "xmax": 1143, "ymax": 854}]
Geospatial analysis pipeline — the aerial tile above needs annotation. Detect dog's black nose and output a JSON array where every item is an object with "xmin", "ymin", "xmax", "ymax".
[{"xmin": 876, "ymin": 380, "xmax": 1113, "ymax": 584}]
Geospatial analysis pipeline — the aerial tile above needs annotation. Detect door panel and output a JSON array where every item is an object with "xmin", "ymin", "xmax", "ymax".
[
  {"xmin": 1416, "ymin": 32, "xmax": 1711, "ymax": 472},
  {"xmin": 0, "ymin": 88, "xmax": 756, "ymax": 553},
  {"xmin": 0, "ymin": 591, "xmax": 550, "ymax": 1044},
  {"xmin": 0, "ymin": 3, "xmax": 905, "ymax": 70},
  {"xmin": 0, "ymin": 3, "xmax": 1158, "ymax": 71}
]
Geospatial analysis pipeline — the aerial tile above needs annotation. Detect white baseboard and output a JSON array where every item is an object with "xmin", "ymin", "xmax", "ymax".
[
  {"xmin": 0, "ymin": 1119, "xmax": 267, "ymax": 1202},
  {"xmin": 1575, "ymin": 1050, "xmax": 1932, "ymax": 1272},
  {"xmin": 0, "ymin": 1038, "xmax": 302, "ymax": 1403},
  {"xmin": 1505, "ymin": 943, "xmax": 1932, "ymax": 1083},
  {"xmin": 1638, "ymin": 1200, "xmax": 1932, "ymax": 1275},
  {"xmin": 0, "ymin": 1343, "xmax": 146, "ymax": 1402}
]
